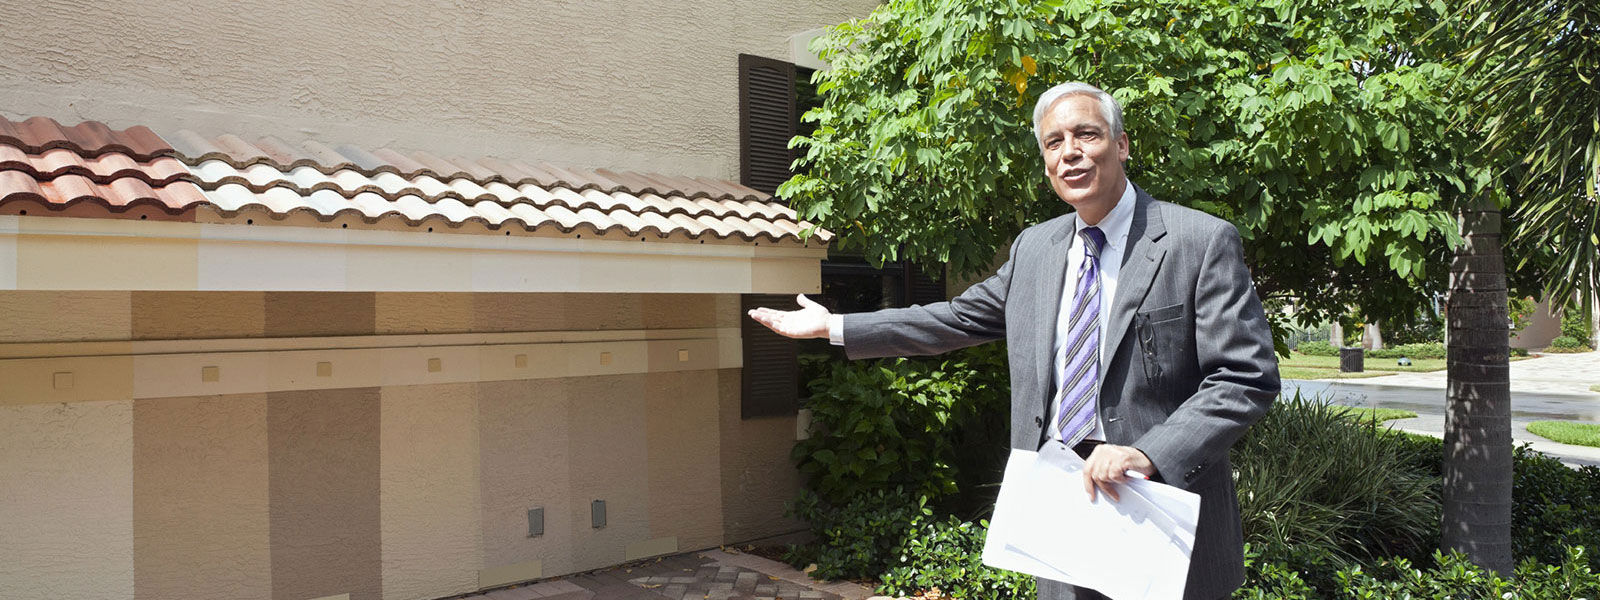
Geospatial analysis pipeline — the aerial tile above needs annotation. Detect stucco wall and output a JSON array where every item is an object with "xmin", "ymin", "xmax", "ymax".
[
  {"xmin": 0, "ymin": 290, "xmax": 802, "ymax": 600},
  {"xmin": 1511, "ymin": 297, "xmax": 1562, "ymax": 350},
  {"xmin": 0, "ymin": 0, "xmax": 880, "ymax": 180}
]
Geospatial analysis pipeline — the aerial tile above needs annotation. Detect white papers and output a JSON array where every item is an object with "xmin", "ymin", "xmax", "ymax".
[{"xmin": 982, "ymin": 443, "xmax": 1201, "ymax": 600}]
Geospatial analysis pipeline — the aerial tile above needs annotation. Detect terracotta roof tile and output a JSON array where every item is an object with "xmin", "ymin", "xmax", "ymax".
[
  {"xmin": 0, "ymin": 116, "xmax": 171, "ymax": 159},
  {"xmin": 0, "ymin": 118, "xmax": 831, "ymax": 244}
]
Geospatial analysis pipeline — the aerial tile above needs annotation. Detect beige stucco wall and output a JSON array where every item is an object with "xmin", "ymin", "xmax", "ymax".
[
  {"xmin": 1511, "ymin": 297, "xmax": 1562, "ymax": 350},
  {"xmin": 0, "ymin": 400, "xmax": 134, "ymax": 600},
  {"xmin": 0, "ymin": 0, "xmax": 880, "ymax": 180},
  {"xmin": 0, "ymin": 290, "xmax": 802, "ymax": 600}
]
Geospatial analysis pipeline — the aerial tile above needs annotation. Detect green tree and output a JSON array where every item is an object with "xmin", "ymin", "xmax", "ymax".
[
  {"xmin": 1464, "ymin": 0, "xmax": 1600, "ymax": 309},
  {"xmin": 783, "ymin": 0, "xmax": 1528, "ymax": 573},
  {"xmin": 1438, "ymin": 0, "xmax": 1599, "ymax": 573},
  {"xmin": 783, "ymin": 0, "xmax": 1488, "ymax": 348}
]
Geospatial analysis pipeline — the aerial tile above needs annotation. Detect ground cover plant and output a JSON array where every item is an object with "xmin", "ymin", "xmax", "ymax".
[{"xmin": 1232, "ymin": 395, "xmax": 1441, "ymax": 583}]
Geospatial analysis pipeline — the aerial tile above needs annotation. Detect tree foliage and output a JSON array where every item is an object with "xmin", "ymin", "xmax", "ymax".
[
  {"xmin": 782, "ymin": 0, "xmax": 1514, "ymax": 337},
  {"xmin": 1461, "ymin": 0, "xmax": 1600, "ymax": 311}
]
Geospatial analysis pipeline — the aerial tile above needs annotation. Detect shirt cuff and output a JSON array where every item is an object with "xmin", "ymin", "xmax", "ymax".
[{"xmin": 827, "ymin": 314, "xmax": 844, "ymax": 346}]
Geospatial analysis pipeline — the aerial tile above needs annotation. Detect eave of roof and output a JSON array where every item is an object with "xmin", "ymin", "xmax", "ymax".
[{"xmin": 0, "ymin": 116, "xmax": 833, "ymax": 247}]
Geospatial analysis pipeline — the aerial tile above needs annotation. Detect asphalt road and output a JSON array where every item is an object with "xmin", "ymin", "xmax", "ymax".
[
  {"xmin": 1284, "ymin": 379, "xmax": 1600, "ymax": 423},
  {"xmin": 1282, "ymin": 378, "xmax": 1600, "ymax": 467}
]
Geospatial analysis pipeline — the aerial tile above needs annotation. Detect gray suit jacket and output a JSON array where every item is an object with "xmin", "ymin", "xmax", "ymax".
[{"xmin": 841, "ymin": 186, "xmax": 1280, "ymax": 600}]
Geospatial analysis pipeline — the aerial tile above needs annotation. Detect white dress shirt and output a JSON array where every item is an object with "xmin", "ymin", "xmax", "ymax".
[
  {"xmin": 829, "ymin": 179, "xmax": 1137, "ymax": 444},
  {"xmin": 1047, "ymin": 178, "xmax": 1136, "ymax": 442}
]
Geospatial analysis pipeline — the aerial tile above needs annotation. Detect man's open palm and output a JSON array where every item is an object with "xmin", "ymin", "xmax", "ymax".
[{"xmin": 747, "ymin": 294, "xmax": 831, "ymax": 339}]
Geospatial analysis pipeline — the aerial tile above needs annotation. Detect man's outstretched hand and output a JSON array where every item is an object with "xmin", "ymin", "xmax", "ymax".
[{"xmin": 747, "ymin": 294, "xmax": 832, "ymax": 339}]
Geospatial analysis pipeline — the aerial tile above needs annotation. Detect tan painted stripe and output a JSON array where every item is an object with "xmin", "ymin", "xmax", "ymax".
[
  {"xmin": 132, "ymin": 291, "xmax": 265, "ymax": 340},
  {"xmin": 269, "ymin": 388, "xmax": 381, "ymax": 600},
  {"xmin": 0, "ymin": 291, "xmax": 131, "ymax": 343},
  {"xmin": 624, "ymin": 537, "xmax": 680, "ymax": 561},
  {"xmin": 0, "ymin": 401, "xmax": 134, "ymax": 600},
  {"xmin": 645, "ymin": 371, "xmax": 723, "ymax": 551},
  {"xmin": 0, "ymin": 327, "xmax": 737, "ymax": 359},
  {"xmin": 380, "ymin": 384, "xmax": 481, "ymax": 600},
  {"xmin": 565, "ymin": 374, "xmax": 651, "ymax": 572},
  {"xmin": 477, "ymin": 560, "xmax": 543, "ymax": 589},
  {"xmin": 0, "ymin": 335, "xmax": 735, "ymax": 406},
  {"xmin": 134, "ymin": 394, "xmax": 270, "ymax": 600},
  {"xmin": 266, "ymin": 292, "xmax": 375, "ymax": 338},
  {"xmin": 478, "ymin": 379, "xmax": 575, "ymax": 578}
]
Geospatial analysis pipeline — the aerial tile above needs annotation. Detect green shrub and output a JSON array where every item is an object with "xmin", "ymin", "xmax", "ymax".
[
  {"xmin": 1367, "ymin": 341, "xmax": 1445, "ymax": 359},
  {"xmin": 1295, "ymin": 340, "xmax": 1339, "ymax": 356},
  {"xmin": 1547, "ymin": 335, "xmax": 1591, "ymax": 352},
  {"xmin": 1513, "ymin": 447, "xmax": 1600, "ymax": 570},
  {"xmin": 794, "ymin": 356, "xmax": 967, "ymax": 504},
  {"xmin": 1336, "ymin": 547, "xmax": 1600, "ymax": 598},
  {"xmin": 1233, "ymin": 544, "xmax": 1318, "ymax": 600},
  {"xmin": 1562, "ymin": 308, "xmax": 1592, "ymax": 341},
  {"xmin": 784, "ymin": 487, "xmax": 925, "ymax": 581},
  {"xmin": 793, "ymin": 345, "xmax": 1010, "ymax": 508},
  {"xmin": 877, "ymin": 516, "xmax": 1036, "ymax": 600},
  {"xmin": 1232, "ymin": 394, "xmax": 1441, "ymax": 579},
  {"xmin": 1390, "ymin": 436, "xmax": 1600, "ymax": 571},
  {"xmin": 1513, "ymin": 346, "xmax": 1531, "ymax": 357}
]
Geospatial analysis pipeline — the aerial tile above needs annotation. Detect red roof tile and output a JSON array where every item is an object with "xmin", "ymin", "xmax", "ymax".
[
  {"xmin": 0, "ymin": 116, "xmax": 830, "ymax": 244},
  {"xmin": 0, "ymin": 116, "xmax": 172, "ymax": 160}
]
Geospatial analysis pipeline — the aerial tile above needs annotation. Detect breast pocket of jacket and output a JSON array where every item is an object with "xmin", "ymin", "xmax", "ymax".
[{"xmin": 1135, "ymin": 303, "xmax": 1189, "ymax": 392}]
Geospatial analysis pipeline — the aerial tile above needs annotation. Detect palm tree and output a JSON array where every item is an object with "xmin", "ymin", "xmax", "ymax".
[{"xmin": 1444, "ymin": 0, "xmax": 1599, "ymax": 574}]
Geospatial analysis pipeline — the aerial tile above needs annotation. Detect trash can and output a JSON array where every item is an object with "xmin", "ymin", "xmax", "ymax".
[{"xmin": 1339, "ymin": 347, "xmax": 1364, "ymax": 373}]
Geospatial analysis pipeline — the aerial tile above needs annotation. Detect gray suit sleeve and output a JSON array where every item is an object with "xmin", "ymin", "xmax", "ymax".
[
  {"xmin": 840, "ymin": 235, "xmax": 1022, "ymax": 360},
  {"xmin": 1135, "ymin": 223, "xmax": 1280, "ymax": 483}
]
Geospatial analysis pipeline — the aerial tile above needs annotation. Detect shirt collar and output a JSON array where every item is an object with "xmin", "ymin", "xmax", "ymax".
[{"xmin": 1073, "ymin": 177, "xmax": 1136, "ymax": 250}]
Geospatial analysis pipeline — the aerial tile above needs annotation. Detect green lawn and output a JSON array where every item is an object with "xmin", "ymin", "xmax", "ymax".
[
  {"xmin": 1526, "ymin": 421, "xmax": 1600, "ymax": 448},
  {"xmin": 1280, "ymin": 353, "xmax": 1531, "ymax": 380},
  {"xmin": 1332, "ymin": 406, "xmax": 1418, "ymax": 422}
]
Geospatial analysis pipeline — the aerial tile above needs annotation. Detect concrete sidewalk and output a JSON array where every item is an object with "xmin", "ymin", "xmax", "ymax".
[{"xmin": 1345, "ymin": 351, "xmax": 1600, "ymax": 396}]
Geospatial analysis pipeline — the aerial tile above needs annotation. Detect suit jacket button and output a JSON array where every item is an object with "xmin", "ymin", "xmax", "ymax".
[{"xmin": 1034, "ymin": 416, "xmax": 1043, "ymax": 428}]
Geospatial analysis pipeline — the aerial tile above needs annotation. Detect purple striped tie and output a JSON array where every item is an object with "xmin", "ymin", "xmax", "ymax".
[{"xmin": 1056, "ymin": 226, "xmax": 1106, "ymax": 446}]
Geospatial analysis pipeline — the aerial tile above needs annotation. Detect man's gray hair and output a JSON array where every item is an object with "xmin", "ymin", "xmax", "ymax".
[{"xmin": 1031, "ymin": 82, "xmax": 1124, "ymax": 147}]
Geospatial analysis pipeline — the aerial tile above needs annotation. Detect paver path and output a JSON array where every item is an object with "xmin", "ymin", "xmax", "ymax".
[{"xmin": 447, "ymin": 549, "xmax": 872, "ymax": 600}]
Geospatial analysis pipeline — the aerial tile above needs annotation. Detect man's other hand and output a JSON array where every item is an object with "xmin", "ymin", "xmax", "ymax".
[
  {"xmin": 1082, "ymin": 444, "xmax": 1157, "ymax": 503},
  {"xmin": 747, "ymin": 294, "xmax": 831, "ymax": 339}
]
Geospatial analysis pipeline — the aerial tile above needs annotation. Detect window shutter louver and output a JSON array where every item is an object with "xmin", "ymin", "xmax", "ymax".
[
  {"xmin": 906, "ymin": 262, "xmax": 946, "ymax": 306},
  {"xmin": 740, "ymin": 294, "xmax": 800, "ymax": 418},
  {"xmin": 739, "ymin": 54, "xmax": 797, "ymax": 195}
]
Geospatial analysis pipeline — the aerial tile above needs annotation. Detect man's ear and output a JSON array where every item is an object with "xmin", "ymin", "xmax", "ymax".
[{"xmin": 1117, "ymin": 132, "xmax": 1130, "ymax": 162}]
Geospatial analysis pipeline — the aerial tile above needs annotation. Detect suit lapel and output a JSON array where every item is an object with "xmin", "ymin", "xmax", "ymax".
[
  {"xmin": 1103, "ymin": 188, "xmax": 1168, "ymax": 368},
  {"xmin": 1035, "ymin": 217, "xmax": 1078, "ymax": 402}
]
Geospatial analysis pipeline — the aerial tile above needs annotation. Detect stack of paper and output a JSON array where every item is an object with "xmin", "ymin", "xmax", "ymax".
[{"xmin": 982, "ymin": 443, "xmax": 1201, "ymax": 600}]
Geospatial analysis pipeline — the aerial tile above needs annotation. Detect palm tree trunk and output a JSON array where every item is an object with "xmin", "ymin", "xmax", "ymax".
[{"xmin": 1442, "ymin": 192, "xmax": 1513, "ymax": 574}]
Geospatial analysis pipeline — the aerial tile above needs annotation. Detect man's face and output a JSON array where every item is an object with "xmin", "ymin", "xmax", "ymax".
[{"xmin": 1038, "ymin": 95, "xmax": 1129, "ymax": 214}]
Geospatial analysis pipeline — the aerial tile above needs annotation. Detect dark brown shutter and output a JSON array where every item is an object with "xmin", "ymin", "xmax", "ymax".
[
  {"xmin": 739, "ymin": 54, "xmax": 797, "ymax": 195},
  {"xmin": 740, "ymin": 293, "xmax": 800, "ymax": 418},
  {"xmin": 905, "ymin": 262, "xmax": 946, "ymax": 306}
]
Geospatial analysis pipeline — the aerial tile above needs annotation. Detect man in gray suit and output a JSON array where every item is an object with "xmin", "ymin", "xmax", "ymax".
[{"xmin": 748, "ymin": 81, "xmax": 1279, "ymax": 600}]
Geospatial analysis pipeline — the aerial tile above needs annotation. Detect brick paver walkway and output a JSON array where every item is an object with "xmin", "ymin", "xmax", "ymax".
[{"xmin": 450, "ymin": 549, "xmax": 871, "ymax": 600}]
